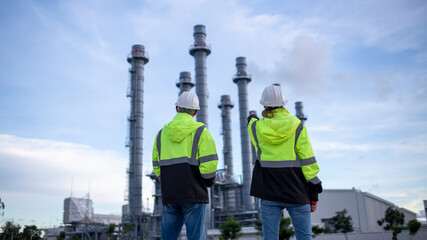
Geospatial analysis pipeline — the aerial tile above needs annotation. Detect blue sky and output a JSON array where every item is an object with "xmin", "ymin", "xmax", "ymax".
[{"xmin": 1, "ymin": 0, "xmax": 426, "ymax": 227}]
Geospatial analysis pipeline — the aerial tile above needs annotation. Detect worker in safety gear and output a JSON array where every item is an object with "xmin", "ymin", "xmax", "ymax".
[
  {"xmin": 152, "ymin": 91, "xmax": 218, "ymax": 240},
  {"xmin": 248, "ymin": 84, "xmax": 322, "ymax": 240}
]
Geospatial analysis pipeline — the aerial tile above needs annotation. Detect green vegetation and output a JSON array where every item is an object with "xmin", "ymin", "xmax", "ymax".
[
  {"xmin": 252, "ymin": 216, "xmax": 295, "ymax": 240},
  {"xmin": 0, "ymin": 221, "xmax": 43, "ymax": 240},
  {"xmin": 331, "ymin": 209, "xmax": 354, "ymax": 240},
  {"xmin": 311, "ymin": 225, "xmax": 324, "ymax": 239},
  {"xmin": 377, "ymin": 207, "xmax": 405, "ymax": 240},
  {"xmin": 219, "ymin": 216, "xmax": 242, "ymax": 240},
  {"xmin": 279, "ymin": 217, "xmax": 295, "ymax": 240},
  {"xmin": 407, "ymin": 219, "xmax": 421, "ymax": 240}
]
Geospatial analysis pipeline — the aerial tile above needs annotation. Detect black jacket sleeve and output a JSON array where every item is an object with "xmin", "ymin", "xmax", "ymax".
[
  {"xmin": 307, "ymin": 181, "xmax": 323, "ymax": 201},
  {"xmin": 202, "ymin": 177, "xmax": 216, "ymax": 188},
  {"xmin": 247, "ymin": 114, "xmax": 259, "ymax": 124}
]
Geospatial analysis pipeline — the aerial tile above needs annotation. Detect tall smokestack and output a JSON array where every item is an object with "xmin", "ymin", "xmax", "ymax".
[
  {"xmin": 176, "ymin": 71, "xmax": 194, "ymax": 95},
  {"xmin": 295, "ymin": 101, "xmax": 307, "ymax": 123},
  {"xmin": 218, "ymin": 95, "xmax": 234, "ymax": 179},
  {"xmin": 189, "ymin": 25, "xmax": 211, "ymax": 127},
  {"xmin": 233, "ymin": 57, "xmax": 254, "ymax": 210},
  {"xmin": 126, "ymin": 44, "xmax": 148, "ymax": 233}
]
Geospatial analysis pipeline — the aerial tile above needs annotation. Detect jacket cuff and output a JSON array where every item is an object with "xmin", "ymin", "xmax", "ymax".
[
  {"xmin": 202, "ymin": 177, "xmax": 215, "ymax": 188},
  {"xmin": 247, "ymin": 114, "xmax": 259, "ymax": 124},
  {"xmin": 307, "ymin": 181, "xmax": 323, "ymax": 201}
]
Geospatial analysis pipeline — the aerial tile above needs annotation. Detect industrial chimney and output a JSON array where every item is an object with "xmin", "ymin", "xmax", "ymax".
[
  {"xmin": 233, "ymin": 57, "xmax": 254, "ymax": 210},
  {"xmin": 295, "ymin": 101, "xmax": 307, "ymax": 123},
  {"xmin": 126, "ymin": 44, "xmax": 148, "ymax": 235},
  {"xmin": 218, "ymin": 95, "xmax": 234, "ymax": 180},
  {"xmin": 176, "ymin": 71, "xmax": 194, "ymax": 95},
  {"xmin": 189, "ymin": 25, "xmax": 211, "ymax": 127}
]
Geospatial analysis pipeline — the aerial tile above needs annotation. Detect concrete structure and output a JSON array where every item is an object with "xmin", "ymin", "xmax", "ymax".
[
  {"xmin": 63, "ymin": 197, "xmax": 94, "ymax": 224},
  {"xmin": 92, "ymin": 214, "xmax": 121, "ymax": 225},
  {"xmin": 176, "ymin": 71, "xmax": 194, "ymax": 95},
  {"xmin": 125, "ymin": 44, "xmax": 149, "ymax": 239},
  {"xmin": 189, "ymin": 24, "xmax": 211, "ymax": 127},
  {"xmin": 306, "ymin": 189, "xmax": 417, "ymax": 232},
  {"xmin": 232, "ymin": 57, "xmax": 254, "ymax": 211},
  {"xmin": 218, "ymin": 95, "xmax": 234, "ymax": 179},
  {"xmin": 147, "ymin": 172, "xmax": 162, "ymax": 239},
  {"xmin": 295, "ymin": 101, "xmax": 307, "ymax": 123}
]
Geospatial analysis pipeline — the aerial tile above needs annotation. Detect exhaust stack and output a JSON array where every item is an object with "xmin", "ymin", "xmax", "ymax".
[
  {"xmin": 218, "ymin": 95, "xmax": 234, "ymax": 179},
  {"xmin": 126, "ymin": 44, "xmax": 148, "ymax": 233},
  {"xmin": 233, "ymin": 57, "xmax": 254, "ymax": 210},
  {"xmin": 176, "ymin": 71, "xmax": 194, "ymax": 95},
  {"xmin": 189, "ymin": 25, "xmax": 211, "ymax": 127},
  {"xmin": 295, "ymin": 101, "xmax": 307, "ymax": 123}
]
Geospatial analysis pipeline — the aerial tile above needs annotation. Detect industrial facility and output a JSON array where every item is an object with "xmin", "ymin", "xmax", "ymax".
[
  {"xmin": 35, "ymin": 23, "xmax": 426, "ymax": 240},
  {"xmin": 118, "ymin": 24, "xmax": 423, "ymax": 240}
]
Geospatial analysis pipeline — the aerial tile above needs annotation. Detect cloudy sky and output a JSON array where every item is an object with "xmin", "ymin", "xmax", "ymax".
[{"xmin": 1, "ymin": 0, "xmax": 426, "ymax": 227}]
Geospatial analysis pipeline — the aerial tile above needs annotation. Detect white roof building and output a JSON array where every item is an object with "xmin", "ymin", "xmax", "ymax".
[{"xmin": 299, "ymin": 189, "xmax": 417, "ymax": 232}]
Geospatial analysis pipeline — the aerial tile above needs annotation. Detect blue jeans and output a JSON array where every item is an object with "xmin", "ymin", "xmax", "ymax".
[
  {"xmin": 162, "ymin": 202, "xmax": 206, "ymax": 240},
  {"xmin": 261, "ymin": 199, "xmax": 312, "ymax": 240}
]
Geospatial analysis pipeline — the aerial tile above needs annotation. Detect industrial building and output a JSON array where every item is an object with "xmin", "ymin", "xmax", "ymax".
[
  {"xmin": 43, "ymin": 196, "xmax": 122, "ymax": 240},
  {"xmin": 310, "ymin": 189, "xmax": 416, "ymax": 231}
]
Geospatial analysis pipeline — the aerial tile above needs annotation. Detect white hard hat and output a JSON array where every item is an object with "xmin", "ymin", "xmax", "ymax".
[
  {"xmin": 175, "ymin": 91, "xmax": 200, "ymax": 110},
  {"xmin": 259, "ymin": 84, "xmax": 288, "ymax": 107}
]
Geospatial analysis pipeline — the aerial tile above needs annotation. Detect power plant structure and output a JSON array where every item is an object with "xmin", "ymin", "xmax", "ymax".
[
  {"xmin": 124, "ymin": 44, "xmax": 150, "ymax": 239},
  {"xmin": 189, "ymin": 24, "xmax": 211, "ymax": 128},
  {"xmin": 232, "ymin": 57, "xmax": 255, "ymax": 211},
  {"xmin": 211, "ymin": 95, "xmax": 259, "ymax": 228},
  {"xmin": 176, "ymin": 71, "xmax": 194, "ymax": 95},
  {"xmin": 147, "ymin": 172, "xmax": 161, "ymax": 239},
  {"xmin": 124, "ymin": 25, "xmax": 312, "ymax": 239},
  {"xmin": 218, "ymin": 95, "xmax": 234, "ymax": 180},
  {"xmin": 295, "ymin": 101, "xmax": 308, "ymax": 123}
]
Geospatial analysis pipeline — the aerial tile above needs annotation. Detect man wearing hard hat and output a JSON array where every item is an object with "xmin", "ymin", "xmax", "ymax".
[
  {"xmin": 248, "ymin": 84, "xmax": 322, "ymax": 240},
  {"xmin": 152, "ymin": 91, "xmax": 218, "ymax": 240}
]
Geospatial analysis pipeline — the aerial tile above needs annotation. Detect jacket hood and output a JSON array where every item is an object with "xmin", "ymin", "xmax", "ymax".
[
  {"xmin": 163, "ymin": 113, "xmax": 204, "ymax": 143},
  {"xmin": 258, "ymin": 108, "xmax": 301, "ymax": 144}
]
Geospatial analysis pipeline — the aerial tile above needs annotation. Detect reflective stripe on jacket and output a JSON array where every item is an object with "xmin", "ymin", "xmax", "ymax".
[
  {"xmin": 248, "ymin": 108, "xmax": 321, "ymax": 204},
  {"xmin": 152, "ymin": 113, "xmax": 218, "ymax": 204}
]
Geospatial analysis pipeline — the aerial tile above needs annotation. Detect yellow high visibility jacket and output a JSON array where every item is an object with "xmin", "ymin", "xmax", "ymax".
[
  {"xmin": 152, "ymin": 113, "xmax": 218, "ymax": 204},
  {"xmin": 248, "ymin": 108, "xmax": 322, "ymax": 204}
]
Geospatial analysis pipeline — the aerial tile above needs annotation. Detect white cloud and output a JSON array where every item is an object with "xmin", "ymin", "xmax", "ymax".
[{"xmin": 0, "ymin": 134, "xmax": 129, "ymax": 225}]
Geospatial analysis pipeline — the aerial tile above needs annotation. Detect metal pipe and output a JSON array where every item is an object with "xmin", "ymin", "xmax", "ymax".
[
  {"xmin": 295, "ymin": 101, "xmax": 307, "ymax": 123},
  {"xmin": 176, "ymin": 71, "xmax": 194, "ymax": 95},
  {"xmin": 233, "ymin": 57, "xmax": 254, "ymax": 210},
  {"xmin": 189, "ymin": 25, "xmax": 211, "ymax": 127},
  {"xmin": 218, "ymin": 95, "xmax": 234, "ymax": 179},
  {"xmin": 127, "ymin": 44, "xmax": 148, "ymax": 232},
  {"xmin": 189, "ymin": 24, "xmax": 212, "ymax": 231}
]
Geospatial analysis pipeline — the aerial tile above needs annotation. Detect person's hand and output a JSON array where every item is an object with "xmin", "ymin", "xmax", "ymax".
[{"xmin": 310, "ymin": 200, "xmax": 318, "ymax": 213}]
